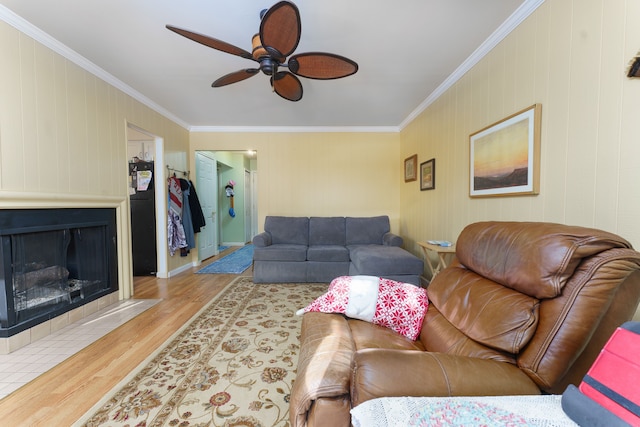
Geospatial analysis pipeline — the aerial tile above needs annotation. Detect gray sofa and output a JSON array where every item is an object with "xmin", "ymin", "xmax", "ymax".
[{"xmin": 252, "ymin": 215, "xmax": 424, "ymax": 284}]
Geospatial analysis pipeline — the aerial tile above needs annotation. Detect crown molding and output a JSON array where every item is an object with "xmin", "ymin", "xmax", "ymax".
[
  {"xmin": 189, "ymin": 126, "xmax": 400, "ymax": 133},
  {"xmin": 0, "ymin": 5, "xmax": 190, "ymax": 131},
  {"xmin": 399, "ymin": 0, "xmax": 545, "ymax": 130}
]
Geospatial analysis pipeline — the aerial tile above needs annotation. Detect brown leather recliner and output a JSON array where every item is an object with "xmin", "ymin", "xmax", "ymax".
[{"xmin": 289, "ymin": 221, "xmax": 640, "ymax": 427}]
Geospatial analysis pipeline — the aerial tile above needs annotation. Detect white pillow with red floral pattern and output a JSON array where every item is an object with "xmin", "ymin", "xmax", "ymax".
[{"xmin": 297, "ymin": 275, "xmax": 428, "ymax": 340}]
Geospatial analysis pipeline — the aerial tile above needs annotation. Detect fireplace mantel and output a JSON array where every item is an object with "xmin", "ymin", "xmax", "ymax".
[
  {"xmin": 0, "ymin": 190, "xmax": 123, "ymax": 208},
  {"xmin": 0, "ymin": 192, "xmax": 133, "ymax": 299}
]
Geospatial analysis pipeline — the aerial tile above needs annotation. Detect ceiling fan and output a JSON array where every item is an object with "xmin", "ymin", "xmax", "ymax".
[{"xmin": 166, "ymin": 1, "xmax": 358, "ymax": 102}]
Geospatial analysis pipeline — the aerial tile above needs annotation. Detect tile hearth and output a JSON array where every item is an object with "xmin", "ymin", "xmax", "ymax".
[{"xmin": 0, "ymin": 298, "xmax": 159, "ymax": 399}]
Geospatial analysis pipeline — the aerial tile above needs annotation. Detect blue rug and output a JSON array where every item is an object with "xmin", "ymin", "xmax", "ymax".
[{"xmin": 197, "ymin": 245, "xmax": 254, "ymax": 274}]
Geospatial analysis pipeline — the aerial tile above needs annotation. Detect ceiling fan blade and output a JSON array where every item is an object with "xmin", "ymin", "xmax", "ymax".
[
  {"xmin": 212, "ymin": 69, "xmax": 260, "ymax": 87},
  {"xmin": 271, "ymin": 71, "xmax": 303, "ymax": 101},
  {"xmin": 288, "ymin": 53, "xmax": 359, "ymax": 79},
  {"xmin": 259, "ymin": 1, "xmax": 301, "ymax": 60},
  {"xmin": 166, "ymin": 25, "xmax": 254, "ymax": 60}
]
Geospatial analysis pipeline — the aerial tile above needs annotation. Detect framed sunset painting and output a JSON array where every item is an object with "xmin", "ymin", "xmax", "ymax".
[{"xmin": 469, "ymin": 104, "xmax": 541, "ymax": 198}]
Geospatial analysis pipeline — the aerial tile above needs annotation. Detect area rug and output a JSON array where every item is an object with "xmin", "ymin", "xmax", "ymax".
[
  {"xmin": 197, "ymin": 245, "xmax": 254, "ymax": 274},
  {"xmin": 76, "ymin": 276, "xmax": 327, "ymax": 427}
]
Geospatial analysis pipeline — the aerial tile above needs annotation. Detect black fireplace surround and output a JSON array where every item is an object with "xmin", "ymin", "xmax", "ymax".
[{"xmin": 0, "ymin": 208, "xmax": 118, "ymax": 337}]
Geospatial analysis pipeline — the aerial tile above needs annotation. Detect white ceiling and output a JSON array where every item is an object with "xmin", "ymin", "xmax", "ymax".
[{"xmin": 0, "ymin": 0, "xmax": 539, "ymax": 130}]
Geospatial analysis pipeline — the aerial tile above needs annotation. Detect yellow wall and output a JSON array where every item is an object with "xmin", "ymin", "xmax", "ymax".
[
  {"xmin": 190, "ymin": 132, "xmax": 402, "ymax": 232},
  {"xmin": 3, "ymin": 0, "xmax": 640, "ymax": 302},
  {"xmin": 400, "ymin": 0, "xmax": 640, "ymax": 258},
  {"xmin": 0, "ymin": 21, "xmax": 191, "ymax": 294}
]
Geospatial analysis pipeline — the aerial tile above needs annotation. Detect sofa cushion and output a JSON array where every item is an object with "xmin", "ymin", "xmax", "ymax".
[
  {"xmin": 309, "ymin": 217, "xmax": 346, "ymax": 246},
  {"xmin": 298, "ymin": 275, "xmax": 428, "ymax": 340},
  {"xmin": 253, "ymin": 244, "xmax": 308, "ymax": 262},
  {"xmin": 307, "ymin": 245, "xmax": 350, "ymax": 262},
  {"xmin": 349, "ymin": 245, "xmax": 423, "ymax": 276},
  {"xmin": 456, "ymin": 221, "xmax": 633, "ymax": 298},
  {"xmin": 428, "ymin": 262, "xmax": 540, "ymax": 354},
  {"xmin": 264, "ymin": 216, "xmax": 309, "ymax": 245},
  {"xmin": 345, "ymin": 216, "xmax": 390, "ymax": 246}
]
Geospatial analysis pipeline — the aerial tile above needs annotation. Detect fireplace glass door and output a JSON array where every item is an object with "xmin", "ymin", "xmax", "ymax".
[{"xmin": 0, "ymin": 208, "xmax": 118, "ymax": 336}]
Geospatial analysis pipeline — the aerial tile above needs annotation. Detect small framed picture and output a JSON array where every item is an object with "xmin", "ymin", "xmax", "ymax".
[
  {"xmin": 420, "ymin": 158, "xmax": 435, "ymax": 191},
  {"xmin": 404, "ymin": 154, "xmax": 417, "ymax": 182}
]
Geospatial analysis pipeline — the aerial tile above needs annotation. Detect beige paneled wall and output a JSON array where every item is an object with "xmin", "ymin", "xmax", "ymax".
[
  {"xmin": 190, "ymin": 132, "xmax": 403, "ymax": 233},
  {"xmin": 400, "ymin": 0, "xmax": 640, "ymax": 257},
  {"xmin": 0, "ymin": 21, "xmax": 191, "ymax": 292},
  {"xmin": 3, "ymin": 0, "xmax": 639, "ymax": 294}
]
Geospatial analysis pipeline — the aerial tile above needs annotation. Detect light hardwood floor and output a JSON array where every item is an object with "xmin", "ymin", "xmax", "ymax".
[{"xmin": 0, "ymin": 249, "xmax": 249, "ymax": 426}]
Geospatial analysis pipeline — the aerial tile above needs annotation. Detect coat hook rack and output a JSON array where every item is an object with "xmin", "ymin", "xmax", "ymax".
[{"xmin": 167, "ymin": 165, "xmax": 189, "ymax": 178}]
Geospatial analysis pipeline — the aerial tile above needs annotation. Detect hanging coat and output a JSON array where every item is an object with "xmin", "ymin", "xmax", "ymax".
[
  {"xmin": 179, "ymin": 179, "xmax": 196, "ymax": 249},
  {"xmin": 188, "ymin": 180, "xmax": 206, "ymax": 233}
]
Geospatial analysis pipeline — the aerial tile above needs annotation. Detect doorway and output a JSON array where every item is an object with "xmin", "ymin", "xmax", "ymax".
[
  {"xmin": 127, "ymin": 124, "xmax": 167, "ymax": 277},
  {"xmin": 195, "ymin": 150, "xmax": 257, "ymax": 261}
]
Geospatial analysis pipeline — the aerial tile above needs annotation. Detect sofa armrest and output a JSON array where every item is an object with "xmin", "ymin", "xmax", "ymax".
[
  {"xmin": 252, "ymin": 231, "xmax": 272, "ymax": 247},
  {"xmin": 290, "ymin": 313, "xmax": 355, "ymax": 427},
  {"xmin": 351, "ymin": 349, "xmax": 540, "ymax": 407},
  {"xmin": 382, "ymin": 232, "xmax": 403, "ymax": 247}
]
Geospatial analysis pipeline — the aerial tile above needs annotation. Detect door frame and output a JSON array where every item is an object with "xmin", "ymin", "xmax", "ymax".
[
  {"xmin": 244, "ymin": 169, "xmax": 252, "ymax": 244},
  {"xmin": 126, "ymin": 123, "xmax": 168, "ymax": 278},
  {"xmin": 251, "ymin": 170, "xmax": 258, "ymax": 238}
]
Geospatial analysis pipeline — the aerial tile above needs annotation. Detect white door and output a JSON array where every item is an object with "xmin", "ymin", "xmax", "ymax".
[{"xmin": 196, "ymin": 152, "xmax": 218, "ymax": 260}]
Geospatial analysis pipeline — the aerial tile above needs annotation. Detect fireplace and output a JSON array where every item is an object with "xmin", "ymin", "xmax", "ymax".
[{"xmin": 0, "ymin": 208, "xmax": 118, "ymax": 337}]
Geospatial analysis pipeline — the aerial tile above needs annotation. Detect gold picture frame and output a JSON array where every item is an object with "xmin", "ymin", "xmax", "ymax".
[
  {"xmin": 404, "ymin": 154, "xmax": 417, "ymax": 182},
  {"xmin": 420, "ymin": 158, "xmax": 435, "ymax": 191},
  {"xmin": 469, "ymin": 104, "xmax": 541, "ymax": 197}
]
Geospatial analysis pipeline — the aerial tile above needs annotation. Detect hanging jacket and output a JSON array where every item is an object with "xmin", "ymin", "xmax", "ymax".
[
  {"xmin": 188, "ymin": 180, "xmax": 206, "ymax": 233},
  {"xmin": 179, "ymin": 179, "xmax": 196, "ymax": 249}
]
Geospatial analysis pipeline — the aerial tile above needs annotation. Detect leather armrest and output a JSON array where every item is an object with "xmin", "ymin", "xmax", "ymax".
[
  {"xmin": 290, "ymin": 313, "xmax": 355, "ymax": 427},
  {"xmin": 306, "ymin": 396, "xmax": 351, "ymax": 427},
  {"xmin": 383, "ymin": 232, "xmax": 403, "ymax": 247},
  {"xmin": 351, "ymin": 349, "xmax": 540, "ymax": 407},
  {"xmin": 252, "ymin": 231, "xmax": 272, "ymax": 247}
]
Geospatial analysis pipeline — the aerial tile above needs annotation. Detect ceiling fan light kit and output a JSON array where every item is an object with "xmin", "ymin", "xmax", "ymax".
[
  {"xmin": 166, "ymin": 1, "xmax": 358, "ymax": 101},
  {"xmin": 252, "ymin": 33, "xmax": 268, "ymax": 60}
]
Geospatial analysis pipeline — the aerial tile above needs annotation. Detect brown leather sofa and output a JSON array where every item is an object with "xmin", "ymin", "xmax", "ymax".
[{"xmin": 290, "ymin": 221, "xmax": 640, "ymax": 427}]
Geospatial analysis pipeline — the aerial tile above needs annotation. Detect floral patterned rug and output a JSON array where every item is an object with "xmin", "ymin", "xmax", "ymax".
[{"xmin": 76, "ymin": 277, "xmax": 327, "ymax": 427}]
